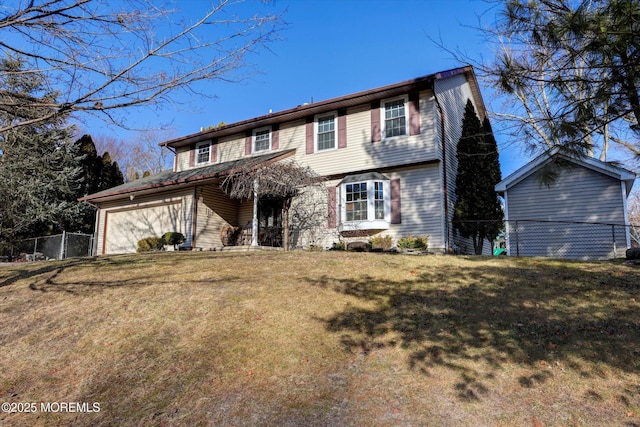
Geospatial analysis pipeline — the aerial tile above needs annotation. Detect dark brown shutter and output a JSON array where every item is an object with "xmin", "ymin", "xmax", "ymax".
[
  {"xmin": 211, "ymin": 139, "xmax": 218, "ymax": 163},
  {"xmin": 337, "ymin": 108, "xmax": 347, "ymax": 149},
  {"xmin": 328, "ymin": 186, "xmax": 337, "ymax": 228},
  {"xmin": 189, "ymin": 143, "xmax": 195, "ymax": 167},
  {"xmin": 409, "ymin": 91, "xmax": 420, "ymax": 136},
  {"xmin": 271, "ymin": 124, "xmax": 279, "ymax": 150},
  {"xmin": 305, "ymin": 117, "xmax": 314, "ymax": 154},
  {"xmin": 370, "ymin": 101, "xmax": 381, "ymax": 142},
  {"xmin": 244, "ymin": 131, "xmax": 252, "ymax": 155},
  {"xmin": 390, "ymin": 178, "xmax": 401, "ymax": 224}
]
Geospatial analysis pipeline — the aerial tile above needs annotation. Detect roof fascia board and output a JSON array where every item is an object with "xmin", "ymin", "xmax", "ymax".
[{"xmin": 162, "ymin": 66, "xmax": 474, "ymax": 149}]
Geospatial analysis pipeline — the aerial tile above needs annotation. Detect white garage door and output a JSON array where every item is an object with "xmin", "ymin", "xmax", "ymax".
[{"xmin": 104, "ymin": 202, "xmax": 183, "ymax": 254}]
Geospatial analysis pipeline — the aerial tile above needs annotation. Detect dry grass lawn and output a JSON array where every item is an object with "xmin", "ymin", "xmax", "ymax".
[{"xmin": 0, "ymin": 251, "xmax": 639, "ymax": 426}]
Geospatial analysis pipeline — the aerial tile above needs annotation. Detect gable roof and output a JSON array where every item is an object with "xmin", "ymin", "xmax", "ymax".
[
  {"xmin": 495, "ymin": 147, "xmax": 636, "ymax": 195},
  {"xmin": 161, "ymin": 65, "xmax": 484, "ymax": 149},
  {"xmin": 80, "ymin": 149, "xmax": 295, "ymax": 203}
]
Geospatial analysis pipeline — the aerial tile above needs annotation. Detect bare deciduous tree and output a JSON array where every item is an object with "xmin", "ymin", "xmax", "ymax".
[
  {"xmin": 220, "ymin": 159, "xmax": 325, "ymax": 250},
  {"xmin": 0, "ymin": 0, "xmax": 284, "ymax": 133}
]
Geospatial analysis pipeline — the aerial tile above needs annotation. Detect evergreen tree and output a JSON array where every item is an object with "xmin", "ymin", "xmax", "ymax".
[
  {"xmin": 0, "ymin": 56, "xmax": 82, "ymax": 243},
  {"xmin": 64, "ymin": 136, "xmax": 124, "ymax": 233},
  {"xmin": 452, "ymin": 100, "xmax": 504, "ymax": 255}
]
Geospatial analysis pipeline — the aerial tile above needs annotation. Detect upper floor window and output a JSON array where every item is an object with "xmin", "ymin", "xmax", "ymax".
[
  {"xmin": 316, "ymin": 113, "xmax": 336, "ymax": 151},
  {"xmin": 195, "ymin": 142, "xmax": 211, "ymax": 165},
  {"xmin": 253, "ymin": 127, "xmax": 271, "ymax": 153},
  {"xmin": 383, "ymin": 97, "xmax": 407, "ymax": 139}
]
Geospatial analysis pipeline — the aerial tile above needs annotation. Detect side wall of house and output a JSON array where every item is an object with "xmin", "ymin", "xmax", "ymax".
[
  {"xmin": 433, "ymin": 73, "xmax": 490, "ymax": 254},
  {"xmin": 506, "ymin": 164, "xmax": 628, "ymax": 259},
  {"xmin": 96, "ymin": 188, "xmax": 194, "ymax": 255},
  {"xmin": 193, "ymin": 184, "xmax": 240, "ymax": 250}
]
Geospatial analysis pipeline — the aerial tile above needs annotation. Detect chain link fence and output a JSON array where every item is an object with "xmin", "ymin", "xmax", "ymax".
[
  {"xmin": 459, "ymin": 219, "xmax": 635, "ymax": 260},
  {"xmin": 0, "ymin": 232, "xmax": 94, "ymax": 262}
]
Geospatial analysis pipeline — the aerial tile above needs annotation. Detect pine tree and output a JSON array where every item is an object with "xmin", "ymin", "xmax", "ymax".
[
  {"xmin": 0, "ymin": 56, "xmax": 82, "ymax": 242},
  {"xmin": 452, "ymin": 99, "xmax": 504, "ymax": 255},
  {"xmin": 64, "ymin": 136, "xmax": 125, "ymax": 233}
]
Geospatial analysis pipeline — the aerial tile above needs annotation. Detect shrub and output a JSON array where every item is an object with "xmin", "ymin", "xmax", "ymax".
[
  {"xmin": 397, "ymin": 235, "xmax": 429, "ymax": 251},
  {"xmin": 162, "ymin": 231, "xmax": 186, "ymax": 249},
  {"xmin": 330, "ymin": 241, "xmax": 346, "ymax": 251},
  {"xmin": 369, "ymin": 235, "xmax": 393, "ymax": 250},
  {"xmin": 137, "ymin": 237, "xmax": 165, "ymax": 253}
]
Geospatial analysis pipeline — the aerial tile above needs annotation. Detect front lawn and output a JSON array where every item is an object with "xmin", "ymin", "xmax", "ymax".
[{"xmin": 0, "ymin": 252, "xmax": 638, "ymax": 426}]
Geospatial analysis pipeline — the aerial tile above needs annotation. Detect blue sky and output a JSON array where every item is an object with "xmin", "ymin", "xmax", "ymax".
[{"xmin": 89, "ymin": 0, "xmax": 530, "ymax": 176}]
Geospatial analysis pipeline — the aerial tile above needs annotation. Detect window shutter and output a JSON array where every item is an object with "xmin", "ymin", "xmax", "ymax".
[
  {"xmin": 409, "ymin": 91, "xmax": 420, "ymax": 136},
  {"xmin": 244, "ymin": 131, "xmax": 252, "ymax": 155},
  {"xmin": 271, "ymin": 124, "xmax": 279, "ymax": 150},
  {"xmin": 390, "ymin": 178, "xmax": 401, "ymax": 224},
  {"xmin": 211, "ymin": 139, "xmax": 218, "ymax": 163},
  {"xmin": 305, "ymin": 117, "xmax": 314, "ymax": 154},
  {"xmin": 338, "ymin": 109, "xmax": 347, "ymax": 149},
  {"xmin": 328, "ymin": 186, "xmax": 337, "ymax": 228},
  {"xmin": 189, "ymin": 144, "xmax": 195, "ymax": 167},
  {"xmin": 370, "ymin": 101, "xmax": 381, "ymax": 142}
]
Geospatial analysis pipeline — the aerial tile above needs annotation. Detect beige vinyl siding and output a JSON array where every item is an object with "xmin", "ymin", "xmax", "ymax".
[
  {"xmin": 176, "ymin": 146, "xmax": 191, "ymax": 171},
  {"xmin": 278, "ymin": 119, "xmax": 306, "ymax": 151},
  {"xmin": 194, "ymin": 184, "xmax": 239, "ymax": 250},
  {"xmin": 293, "ymin": 98, "xmax": 439, "ymax": 177},
  {"xmin": 506, "ymin": 165, "xmax": 627, "ymax": 259},
  {"xmin": 217, "ymin": 134, "xmax": 246, "ymax": 164},
  {"xmin": 98, "ymin": 189, "xmax": 194, "ymax": 255},
  {"xmin": 176, "ymin": 92, "xmax": 441, "ymax": 176},
  {"xmin": 237, "ymin": 201, "xmax": 254, "ymax": 229}
]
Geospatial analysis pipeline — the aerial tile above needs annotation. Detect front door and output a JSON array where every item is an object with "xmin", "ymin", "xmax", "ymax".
[{"xmin": 258, "ymin": 197, "xmax": 283, "ymax": 247}]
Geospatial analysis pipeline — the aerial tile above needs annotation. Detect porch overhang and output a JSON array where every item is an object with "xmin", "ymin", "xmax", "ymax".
[{"xmin": 79, "ymin": 149, "xmax": 296, "ymax": 204}]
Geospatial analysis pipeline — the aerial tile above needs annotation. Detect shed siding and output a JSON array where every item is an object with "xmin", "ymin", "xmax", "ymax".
[{"xmin": 506, "ymin": 165, "xmax": 628, "ymax": 259}]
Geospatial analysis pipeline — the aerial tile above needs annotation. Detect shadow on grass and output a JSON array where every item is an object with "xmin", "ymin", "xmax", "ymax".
[
  {"xmin": 0, "ymin": 252, "xmax": 255, "ymax": 294},
  {"xmin": 308, "ymin": 259, "xmax": 640, "ymax": 401}
]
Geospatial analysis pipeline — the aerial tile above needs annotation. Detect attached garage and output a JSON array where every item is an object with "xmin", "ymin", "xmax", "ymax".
[{"xmin": 104, "ymin": 201, "xmax": 184, "ymax": 254}]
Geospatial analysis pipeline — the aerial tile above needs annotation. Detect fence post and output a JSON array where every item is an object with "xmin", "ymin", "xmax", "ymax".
[
  {"xmin": 59, "ymin": 230, "xmax": 66, "ymax": 260},
  {"xmin": 611, "ymin": 225, "xmax": 617, "ymax": 258},
  {"xmin": 33, "ymin": 238, "xmax": 38, "ymax": 259},
  {"xmin": 515, "ymin": 220, "xmax": 520, "ymax": 257}
]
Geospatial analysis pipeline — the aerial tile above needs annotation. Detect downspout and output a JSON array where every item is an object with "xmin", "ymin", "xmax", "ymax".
[
  {"xmin": 161, "ymin": 143, "xmax": 177, "ymax": 172},
  {"xmin": 433, "ymin": 90, "xmax": 450, "ymax": 254}
]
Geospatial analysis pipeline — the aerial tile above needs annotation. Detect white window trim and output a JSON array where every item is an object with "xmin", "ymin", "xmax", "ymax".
[
  {"xmin": 252, "ymin": 126, "xmax": 272, "ymax": 153},
  {"xmin": 195, "ymin": 141, "xmax": 211, "ymax": 165},
  {"xmin": 314, "ymin": 111, "xmax": 338, "ymax": 152},
  {"xmin": 380, "ymin": 95, "xmax": 409, "ymax": 141},
  {"xmin": 339, "ymin": 179, "xmax": 391, "ymax": 231}
]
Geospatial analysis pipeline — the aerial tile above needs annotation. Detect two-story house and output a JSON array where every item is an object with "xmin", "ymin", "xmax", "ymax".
[{"xmin": 81, "ymin": 66, "xmax": 491, "ymax": 255}]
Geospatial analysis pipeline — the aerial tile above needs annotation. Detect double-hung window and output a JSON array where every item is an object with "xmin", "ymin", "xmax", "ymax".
[
  {"xmin": 253, "ymin": 127, "xmax": 271, "ymax": 153},
  {"xmin": 195, "ymin": 142, "xmax": 211, "ymax": 165},
  {"xmin": 340, "ymin": 174, "xmax": 391, "ymax": 231},
  {"xmin": 383, "ymin": 97, "xmax": 407, "ymax": 139},
  {"xmin": 316, "ymin": 114, "xmax": 336, "ymax": 151}
]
